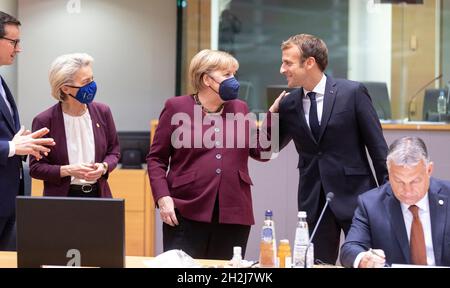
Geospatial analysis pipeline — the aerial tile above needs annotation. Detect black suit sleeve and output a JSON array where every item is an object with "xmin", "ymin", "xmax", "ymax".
[{"xmin": 355, "ymin": 83, "xmax": 388, "ymax": 185}]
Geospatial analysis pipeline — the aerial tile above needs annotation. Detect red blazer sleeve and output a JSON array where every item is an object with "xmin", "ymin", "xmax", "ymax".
[
  {"xmin": 101, "ymin": 105, "xmax": 120, "ymax": 179},
  {"xmin": 246, "ymin": 104, "xmax": 271, "ymax": 162},
  {"xmin": 29, "ymin": 115, "xmax": 64, "ymax": 185},
  {"xmin": 146, "ymin": 100, "xmax": 175, "ymax": 202}
]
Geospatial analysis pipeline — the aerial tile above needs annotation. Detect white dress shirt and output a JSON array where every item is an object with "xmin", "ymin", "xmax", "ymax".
[
  {"xmin": 63, "ymin": 109, "xmax": 96, "ymax": 185},
  {"xmin": 0, "ymin": 77, "xmax": 16, "ymax": 158},
  {"xmin": 354, "ymin": 193, "xmax": 435, "ymax": 267},
  {"xmin": 302, "ymin": 74, "xmax": 327, "ymax": 128}
]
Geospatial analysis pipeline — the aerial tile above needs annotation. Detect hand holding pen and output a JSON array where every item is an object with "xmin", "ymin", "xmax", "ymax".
[{"xmin": 359, "ymin": 248, "xmax": 386, "ymax": 268}]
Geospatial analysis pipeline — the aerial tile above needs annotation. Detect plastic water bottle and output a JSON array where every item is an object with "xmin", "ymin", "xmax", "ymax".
[
  {"xmin": 437, "ymin": 90, "xmax": 447, "ymax": 115},
  {"xmin": 231, "ymin": 246, "xmax": 242, "ymax": 268},
  {"xmin": 292, "ymin": 211, "xmax": 313, "ymax": 268},
  {"xmin": 277, "ymin": 239, "xmax": 292, "ymax": 268},
  {"xmin": 259, "ymin": 210, "xmax": 276, "ymax": 268}
]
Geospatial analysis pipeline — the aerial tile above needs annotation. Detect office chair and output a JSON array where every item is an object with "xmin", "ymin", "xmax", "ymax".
[
  {"xmin": 361, "ymin": 82, "xmax": 391, "ymax": 120},
  {"xmin": 239, "ymin": 80, "xmax": 253, "ymax": 103},
  {"xmin": 266, "ymin": 85, "xmax": 295, "ymax": 110},
  {"xmin": 423, "ymin": 88, "xmax": 448, "ymax": 121}
]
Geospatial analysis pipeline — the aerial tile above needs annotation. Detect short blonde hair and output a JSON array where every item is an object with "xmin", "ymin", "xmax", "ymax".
[
  {"xmin": 189, "ymin": 49, "xmax": 239, "ymax": 93},
  {"xmin": 49, "ymin": 53, "xmax": 94, "ymax": 101}
]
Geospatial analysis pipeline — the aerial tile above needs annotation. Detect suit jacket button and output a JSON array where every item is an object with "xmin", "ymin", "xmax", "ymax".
[
  {"xmin": 216, "ymin": 168, "xmax": 222, "ymax": 175},
  {"xmin": 216, "ymin": 154, "xmax": 222, "ymax": 160}
]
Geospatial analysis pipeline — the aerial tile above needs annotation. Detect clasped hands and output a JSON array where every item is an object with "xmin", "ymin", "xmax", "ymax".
[{"xmin": 62, "ymin": 162, "xmax": 107, "ymax": 182}]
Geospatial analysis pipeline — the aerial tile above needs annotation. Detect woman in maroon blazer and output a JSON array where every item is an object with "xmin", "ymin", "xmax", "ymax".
[
  {"xmin": 147, "ymin": 49, "xmax": 269, "ymax": 260},
  {"xmin": 30, "ymin": 53, "xmax": 120, "ymax": 198}
]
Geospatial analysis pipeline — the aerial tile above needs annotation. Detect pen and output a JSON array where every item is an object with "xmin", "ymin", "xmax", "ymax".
[
  {"xmin": 250, "ymin": 261, "xmax": 259, "ymax": 268},
  {"xmin": 369, "ymin": 248, "xmax": 390, "ymax": 267},
  {"xmin": 369, "ymin": 248, "xmax": 385, "ymax": 258}
]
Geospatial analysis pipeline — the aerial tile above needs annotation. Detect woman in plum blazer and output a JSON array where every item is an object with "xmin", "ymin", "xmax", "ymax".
[
  {"xmin": 147, "ymin": 49, "xmax": 270, "ymax": 260},
  {"xmin": 30, "ymin": 53, "xmax": 120, "ymax": 198}
]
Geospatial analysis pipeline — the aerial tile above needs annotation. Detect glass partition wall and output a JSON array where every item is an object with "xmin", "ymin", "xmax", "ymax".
[{"xmin": 178, "ymin": 0, "xmax": 450, "ymax": 122}]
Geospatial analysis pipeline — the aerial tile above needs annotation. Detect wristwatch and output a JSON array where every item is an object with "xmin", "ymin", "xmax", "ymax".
[{"xmin": 101, "ymin": 162, "xmax": 108, "ymax": 175}]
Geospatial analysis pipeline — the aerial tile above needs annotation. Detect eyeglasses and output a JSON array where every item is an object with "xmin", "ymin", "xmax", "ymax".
[{"xmin": 1, "ymin": 36, "xmax": 20, "ymax": 49}]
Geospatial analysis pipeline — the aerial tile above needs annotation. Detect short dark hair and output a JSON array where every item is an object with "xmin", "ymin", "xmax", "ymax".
[
  {"xmin": 281, "ymin": 34, "xmax": 328, "ymax": 72},
  {"xmin": 0, "ymin": 11, "xmax": 21, "ymax": 38}
]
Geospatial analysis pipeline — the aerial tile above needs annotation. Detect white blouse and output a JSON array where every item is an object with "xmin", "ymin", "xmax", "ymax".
[{"xmin": 63, "ymin": 109, "xmax": 96, "ymax": 185}]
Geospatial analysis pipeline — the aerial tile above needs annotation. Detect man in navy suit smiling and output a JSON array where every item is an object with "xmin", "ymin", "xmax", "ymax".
[
  {"xmin": 269, "ymin": 34, "xmax": 388, "ymax": 264},
  {"xmin": 0, "ymin": 11, "xmax": 54, "ymax": 250}
]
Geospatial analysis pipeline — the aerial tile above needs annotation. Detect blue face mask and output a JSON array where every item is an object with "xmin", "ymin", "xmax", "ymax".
[
  {"xmin": 210, "ymin": 77, "xmax": 240, "ymax": 101},
  {"xmin": 67, "ymin": 81, "xmax": 97, "ymax": 104}
]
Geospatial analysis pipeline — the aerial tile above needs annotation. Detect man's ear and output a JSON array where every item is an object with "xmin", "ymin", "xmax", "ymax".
[
  {"xmin": 427, "ymin": 161, "xmax": 434, "ymax": 175},
  {"xmin": 305, "ymin": 57, "xmax": 317, "ymax": 69}
]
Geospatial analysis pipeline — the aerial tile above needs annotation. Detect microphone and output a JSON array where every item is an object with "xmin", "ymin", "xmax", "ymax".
[
  {"xmin": 408, "ymin": 74, "xmax": 442, "ymax": 121},
  {"xmin": 304, "ymin": 192, "xmax": 334, "ymax": 268},
  {"xmin": 447, "ymin": 81, "xmax": 450, "ymax": 107}
]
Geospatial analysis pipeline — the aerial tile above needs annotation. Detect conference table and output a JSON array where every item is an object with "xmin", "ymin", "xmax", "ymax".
[{"xmin": 0, "ymin": 252, "xmax": 229, "ymax": 268}]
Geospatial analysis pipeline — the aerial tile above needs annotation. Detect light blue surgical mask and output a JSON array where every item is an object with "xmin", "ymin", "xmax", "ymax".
[{"xmin": 67, "ymin": 81, "xmax": 97, "ymax": 104}]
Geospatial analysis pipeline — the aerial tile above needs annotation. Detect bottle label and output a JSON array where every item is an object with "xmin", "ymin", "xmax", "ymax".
[
  {"xmin": 262, "ymin": 227, "xmax": 274, "ymax": 242},
  {"xmin": 285, "ymin": 256, "xmax": 292, "ymax": 268},
  {"xmin": 292, "ymin": 245, "xmax": 314, "ymax": 268},
  {"xmin": 294, "ymin": 227, "xmax": 309, "ymax": 245}
]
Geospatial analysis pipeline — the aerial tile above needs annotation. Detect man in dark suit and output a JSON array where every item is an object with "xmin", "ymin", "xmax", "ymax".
[
  {"xmin": 269, "ymin": 34, "xmax": 388, "ymax": 264},
  {"xmin": 341, "ymin": 137, "xmax": 450, "ymax": 268},
  {"xmin": 0, "ymin": 11, "xmax": 54, "ymax": 250}
]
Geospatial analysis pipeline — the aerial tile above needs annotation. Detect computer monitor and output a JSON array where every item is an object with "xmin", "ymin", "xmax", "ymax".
[
  {"xmin": 16, "ymin": 196, "xmax": 125, "ymax": 268},
  {"xmin": 117, "ymin": 131, "xmax": 151, "ymax": 169},
  {"xmin": 423, "ymin": 88, "xmax": 449, "ymax": 121},
  {"xmin": 361, "ymin": 82, "xmax": 392, "ymax": 120}
]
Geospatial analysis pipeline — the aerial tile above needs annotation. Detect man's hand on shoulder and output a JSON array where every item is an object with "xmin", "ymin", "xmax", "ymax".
[{"xmin": 269, "ymin": 90, "xmax": 289, "ymax": 113}]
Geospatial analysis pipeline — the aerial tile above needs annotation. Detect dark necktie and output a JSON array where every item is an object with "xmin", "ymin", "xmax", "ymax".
[
  {"xmin": 409, "ymin": 205, "xmax": 427, "ymax": 265},
  {"xmin": 307, "ymin": 92, "xmax": 320, "ymax": 141},
  {"xmin": 1, "ymin": 80, "xmax": 18, "ymax": 130}
]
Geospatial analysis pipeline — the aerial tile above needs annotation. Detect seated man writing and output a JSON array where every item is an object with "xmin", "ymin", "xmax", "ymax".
[{"xmin": 340, "ymin": 136, "xmax": 450, "ymax": 268}]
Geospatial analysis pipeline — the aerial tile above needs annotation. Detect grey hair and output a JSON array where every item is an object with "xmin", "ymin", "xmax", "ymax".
[
  {"xmin": 387, "ymin": 137, "xmax": 429, "ymax": 167},
  {"xmin": 49, "ymin": 53, "xmax": 94, "ymax": 102}
]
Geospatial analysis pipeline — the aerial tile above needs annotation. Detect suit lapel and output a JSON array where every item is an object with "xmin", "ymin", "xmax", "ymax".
[
  {"xmin": 0, "ymin": 77, "xmax": 17, "ymax": 133},
  {"xmin": 87, "ymin": 104, "xmax": 100, "ymax": 162},
  {"xmin": 428, "ymin": 179, "xmax": 447, "ymax": 266},
  {"xmin": 55, "ymin": 103, "xmax": 70, "ymax": 165},
  {"xmin": 317, "ymin": 76, "xmax": 337, "ymax": 142},
  {"xmin": 384, "ymin": 186, "xmax": 410, "ymax": 263},
  {"xmin": 4, "ymin": 80, "xmax": 20, "ymax": 131}
]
